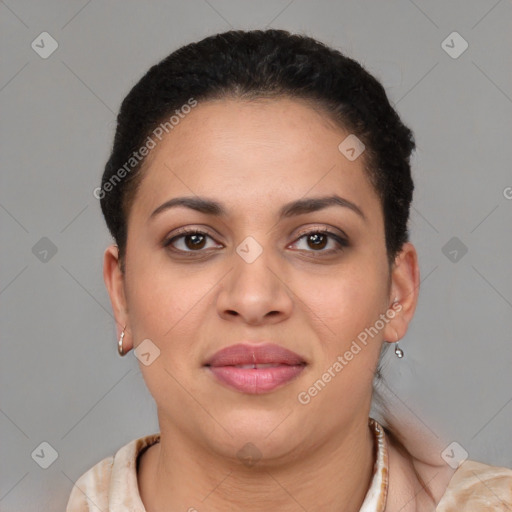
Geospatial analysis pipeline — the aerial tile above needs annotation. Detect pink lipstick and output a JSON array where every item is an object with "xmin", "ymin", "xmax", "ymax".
[{"xmin": 204, "ymin": 343, "xmax": 307, "ymax": 394}]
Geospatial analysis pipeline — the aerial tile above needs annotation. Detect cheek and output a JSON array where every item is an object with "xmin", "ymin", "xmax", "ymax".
[
  {"xmin": 124, "ymin": 264, "xmax": 210, "ymax": 400},
  {"xmin": 298, "ymin": 265, "xmax": 387, "ymax": 416},
  {"xmin": 124, "ymin": 250, "xmax": 201, "ymax": 341},
  {"xmin": 303, "ymin": 261, "xmax": 388, "ymax": 344}
]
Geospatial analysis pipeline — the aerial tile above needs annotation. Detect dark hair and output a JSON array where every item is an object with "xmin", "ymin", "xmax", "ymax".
[
  {"xmin": 100, "ymin": 29, "xmax": 433, "ymax": 502},
  {"xmin": 101, "ymin": 29, "xmax": 414, "ymax": 270}
]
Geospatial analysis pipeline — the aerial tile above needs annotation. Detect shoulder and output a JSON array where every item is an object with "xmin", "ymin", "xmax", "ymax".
[
  {"xmin": 65, "ymin": 454, "xmax": 114, "ymax": 512},
  {"xmin": 435, "ymin": 459, "xmax": 512, "ymax": 511},
  {"xmin": 65, "ymin": 433, "xmax": 160, "ymax": 512}
]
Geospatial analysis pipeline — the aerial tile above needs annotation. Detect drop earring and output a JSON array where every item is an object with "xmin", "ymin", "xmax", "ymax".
[
  {"xmin": 394, "ymin": 333, "xmax": 404, "ymax": 358},
  {"xmin": 389, "ymin": 297, "xmax": 403, "ymax": 358}
]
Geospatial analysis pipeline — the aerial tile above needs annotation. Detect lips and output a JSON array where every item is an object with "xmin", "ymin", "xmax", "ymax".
[
  {"xmin": 204, "ymin": 343, "xmax": 306, "ymax": 367},
  {"xmin": 204, "ymin": 343, "xmax": 307, "ymax": 394}
]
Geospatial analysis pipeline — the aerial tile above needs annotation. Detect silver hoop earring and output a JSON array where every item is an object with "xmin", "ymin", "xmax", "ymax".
[{"xmin": 118, "ymin": 325, "xmax": 127, "ymax": 357}]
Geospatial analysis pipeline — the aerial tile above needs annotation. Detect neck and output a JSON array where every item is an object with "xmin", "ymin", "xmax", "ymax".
[{"xmin": 139, "ymin": 415, "xmax": 376, "ymax": 512}]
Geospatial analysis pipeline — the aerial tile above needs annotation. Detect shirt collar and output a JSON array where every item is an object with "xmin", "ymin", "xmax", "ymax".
[{"xmin": 359, "ymin": 417, "xmax": 389, "ymax": 512}]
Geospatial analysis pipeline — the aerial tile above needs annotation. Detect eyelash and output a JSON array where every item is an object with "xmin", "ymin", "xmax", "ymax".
[{"xmin": 163, "ymin": 227, "xmax": 348, "ymax": 257}]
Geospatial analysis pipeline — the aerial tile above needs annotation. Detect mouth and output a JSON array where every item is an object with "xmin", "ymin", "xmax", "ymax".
[{"xmin": 203, "ymin": 343, "xmax": 307, "ymax": 394}]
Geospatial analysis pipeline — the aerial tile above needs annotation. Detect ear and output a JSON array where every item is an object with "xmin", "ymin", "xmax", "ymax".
[
  {"xmin": 382, "ymin": 242, "xmax": 420, "ymax": 343},
  {"xmin": 103, "ymin": 244, "xmax": 132, "ymax": 352}
]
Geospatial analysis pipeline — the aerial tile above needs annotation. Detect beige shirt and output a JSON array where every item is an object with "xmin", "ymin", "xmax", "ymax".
[{"xmin": 66, "ymin": 419, "xmax": 512, "ymax": 511}]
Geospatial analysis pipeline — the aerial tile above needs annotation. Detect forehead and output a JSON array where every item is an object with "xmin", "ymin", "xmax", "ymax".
[{"xmin": 130, "ymin": 97, "xmax": 381, "ymax": 222}]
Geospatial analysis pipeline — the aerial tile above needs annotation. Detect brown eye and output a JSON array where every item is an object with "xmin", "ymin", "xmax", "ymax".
[
  {"xmin": 290, "ymin": 229, "xmax": 348, "ymax": 255},
  {"xmin": 184, "ymin": 233, "xmax": 207, "ymax": 250},
  {"xmin": 164, "ymin": 229, "xmax": 221, "ymax": 253},
  {"xmin": 305, "ymin": 232, "xmax": 328, "ymax": 250}
]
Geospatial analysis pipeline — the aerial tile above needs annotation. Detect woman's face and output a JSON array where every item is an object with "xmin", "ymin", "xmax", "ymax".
[{"xmin": 105, "ymin": 97, "xmax": 418, "ymax": 462}]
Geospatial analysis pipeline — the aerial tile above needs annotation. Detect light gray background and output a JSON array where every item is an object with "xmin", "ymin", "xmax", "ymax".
[{"xmin": 1, "ymin": 1, "xmax": 511, "ymax": 510}]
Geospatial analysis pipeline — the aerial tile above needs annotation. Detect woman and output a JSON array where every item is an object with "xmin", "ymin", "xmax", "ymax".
[{"xmin": 67, "ymin": 29, "xmax": 512, "ymax": 511}]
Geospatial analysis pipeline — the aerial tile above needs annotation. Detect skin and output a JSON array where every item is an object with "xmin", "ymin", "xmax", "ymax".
[{"xmin": 103, "ymin": 98, "xmax": 449, "ymax": 511}]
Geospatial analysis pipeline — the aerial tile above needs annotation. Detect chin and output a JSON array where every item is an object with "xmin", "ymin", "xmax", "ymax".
[{"xmin": 206, "ymin": 407, "xmax": 303, "ymax": 454}]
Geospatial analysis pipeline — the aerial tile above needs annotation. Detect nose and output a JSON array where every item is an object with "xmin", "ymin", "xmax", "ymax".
[{"xmin": 216, "ymin": 243, "xmax": 293, "ymax": 326}]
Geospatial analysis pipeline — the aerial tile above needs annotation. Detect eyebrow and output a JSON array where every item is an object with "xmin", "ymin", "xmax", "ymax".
[{"xmin": 149, "ymin": 194, "xmax": 366, "ymax": 222}]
